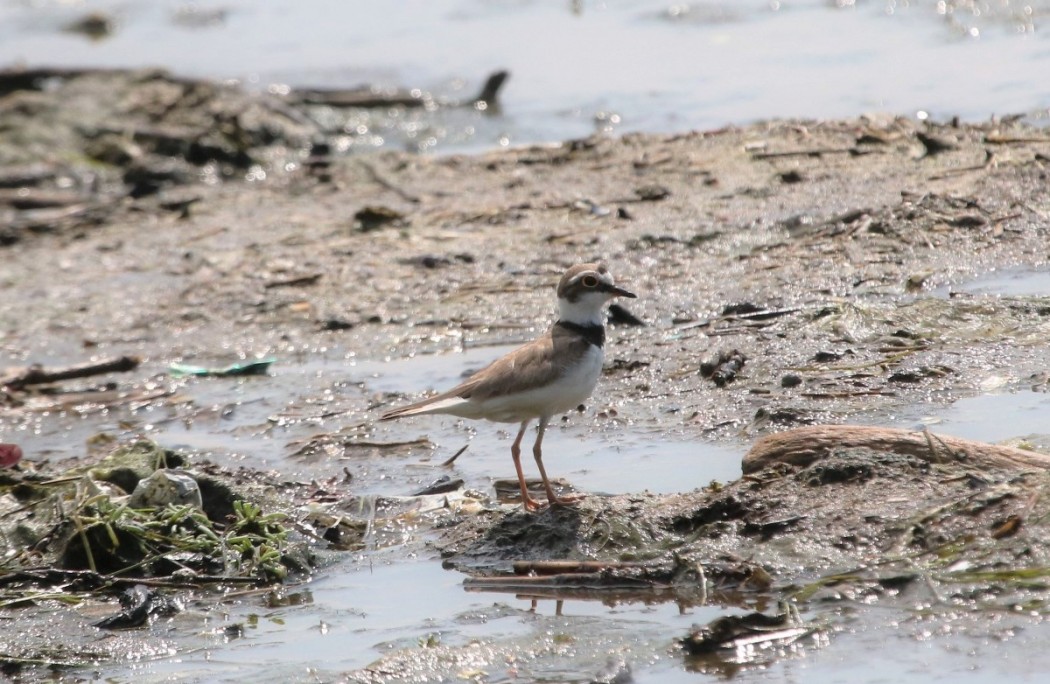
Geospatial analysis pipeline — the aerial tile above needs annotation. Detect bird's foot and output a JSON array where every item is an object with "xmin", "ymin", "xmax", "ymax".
[
  {"xmin": 522, "ymin": 495, "xmax": 547, "ymax": 512},
  {"xmin": 547, "ymin": 492, "xmax": 586, "ymax": 507}
]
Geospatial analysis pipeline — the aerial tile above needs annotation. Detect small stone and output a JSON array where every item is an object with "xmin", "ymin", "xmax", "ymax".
[
  {"xmin": 129, "ymin": 469, "xmax": 203, "ymax": 509},
  {"xmin": 354, "ymin": 206, "xmax": 404, "ymax": 232},
  {"xmin": 634, "ymin": 184, "xmax": 671, "ymax": 201}
]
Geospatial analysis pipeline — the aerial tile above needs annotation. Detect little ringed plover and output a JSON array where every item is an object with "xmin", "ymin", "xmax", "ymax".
[{"xmin": 380, "ymin": 262, "xmax": 636, "ymax": 512}]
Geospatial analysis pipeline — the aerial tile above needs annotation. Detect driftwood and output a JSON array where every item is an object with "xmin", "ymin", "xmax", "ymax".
[
  {"xmin": 290, "ymin": 70, "xmax": 509, "ymax": 109},
  {"xmin": 0, "ymin": 355, "xmax": 141, "ymax": 391},
  {"xmin": 744, "ymin": 425, "xmax": 1050, "ymax": 474}
]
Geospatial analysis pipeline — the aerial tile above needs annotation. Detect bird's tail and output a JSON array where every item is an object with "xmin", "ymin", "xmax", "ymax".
[
  {"xmin": 379, "ymin": 403, "xmax": 426, "ymax": 421},
  {"xmin": 380, "ymin": 393, "xmax": 467, "ymax": 421}
]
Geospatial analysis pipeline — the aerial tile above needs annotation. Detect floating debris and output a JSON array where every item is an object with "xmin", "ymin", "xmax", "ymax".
[
  {"xmin": 679, "ymin": 603, "xmax": 817, "ymax": 656},
  {"xmin": 411, "ymin": 475, "xmax": 464, "ymax": 496},
  {"xmin": 168, "ymin": 358, "xmax": 275, "ymax": 378},
  {"xmin": 289, "ymin": 70, "xmax": 509, "ymax": 110},
  {"xmin": 93, "ymin": 584, "xmax": 181, "ymax": 630},
  {"xmin": 701, "ymin": 349, "xmax": 746, "ymax": 387}
]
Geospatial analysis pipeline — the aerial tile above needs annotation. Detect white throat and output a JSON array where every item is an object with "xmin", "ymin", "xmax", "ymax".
[{"xmin": 557, "ymin": 293, "xmax": 608, "ymax": 327}]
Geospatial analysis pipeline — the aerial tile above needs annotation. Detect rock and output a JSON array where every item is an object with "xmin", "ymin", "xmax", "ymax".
[{"xmin": 128, "ymin": 469, "xmax": 203, "ymax": 509}]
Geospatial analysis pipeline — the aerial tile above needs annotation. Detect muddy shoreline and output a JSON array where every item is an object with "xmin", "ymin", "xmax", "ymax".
[{"xmin": 2, "ymin": 68, "xmax": 1050, "ymax": 680}]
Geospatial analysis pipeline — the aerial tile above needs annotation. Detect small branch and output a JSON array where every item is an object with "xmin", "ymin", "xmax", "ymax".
[
  {"xmin": 263, "ymin": 273, "xmax": 323, "ymax": 289},
  {"xmin": 358, "ymin": 160, "xmax": 421, "ymax": 204},
  {"xmin": 440, "ymin": 444, "xmax": 469, "ymax": 467},
  {"xmin": 464, "ymin": 572, "xmax": 666, "ymax": 591},
  {"xmin": 1, "ymin": 355, "xmax": 141, "ymax": 391},
  {"xmin": 512, "ymin": 560, "xmax": 647, "ymax": 575},
  {"xmin": 750, "ymin": 148, "xmax": 855, "ymax": 160}
]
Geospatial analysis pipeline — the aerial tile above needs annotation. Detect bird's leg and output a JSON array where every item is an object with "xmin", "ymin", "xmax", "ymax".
[
  {"xmin": 532, "ymin": 416, "xmax": 584, "ymax": 507},
  {"xmin": 511, "ymin": 419, "xmax": 543, "ymax": 512}
]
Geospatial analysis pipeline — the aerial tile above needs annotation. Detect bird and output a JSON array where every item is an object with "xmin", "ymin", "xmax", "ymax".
[{"xmin": 379, "ymin": 262, "xmax": 637, "ymax": 512}]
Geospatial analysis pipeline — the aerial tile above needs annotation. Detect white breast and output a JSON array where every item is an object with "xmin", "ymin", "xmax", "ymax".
[{"xmin": 549, "ymin": 343, "xmax": 605, "ymax": 412}]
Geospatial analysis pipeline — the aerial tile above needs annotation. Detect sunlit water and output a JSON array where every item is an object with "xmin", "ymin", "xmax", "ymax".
[
  {"xmin": 0, "ymin": 341, "xmax": 744, "ymax": 497},
  {"xmin": 1, "ymin": 1, "xmax": 1048, "ymax": 152},
  {"xmin": 8, "ymin": 337, "xmax": 1049, "ymax": 682},
  {"xmin": 119, "ymin": 557, "xmax": 732, "ymax": 683},
  {"xmin": 933, "ymin": 265, "xmax": 1050, "ymax": 299}
]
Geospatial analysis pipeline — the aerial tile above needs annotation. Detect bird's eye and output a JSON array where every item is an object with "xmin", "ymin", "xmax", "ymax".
[{"xmin": 582, "ymin": 275, "xmax": 599, "ymax": 288}]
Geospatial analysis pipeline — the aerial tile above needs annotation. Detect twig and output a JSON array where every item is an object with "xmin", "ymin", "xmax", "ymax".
[
  {"xmin": 440, "ymin": 445, "xmax": 469, "ymax": 467},
  {"xmin": 512, "ymin": 560, "xmax": 646, "ymax": 575},
  {"xmin": 358, "ymin": 160, "xmax": 420, "ymax": 204},
  {"xmin": 0, "ymin": 568, "xmax": 267, "ymax": 591},
  {"xmin": 1, "ymin": 355, "xmax": 141, "ymax": 391},
  {"xmin": 784, "ymin": 348, "xmax": 918, "ymax": 373},
  {"xmin": 985, "ymin": 135, "xmax": 1050, "ymax": 144},
  {"xmin": 799, "ymin": 391, "xmax": 897, "ymax": 399},
  {"xmin": 464, "ymin": 573, "xmax": 666, "ymax": 590},
  {"xmin": 263, "ymin": 273, "xmax": 323, "ymax": 289},
  {"xmin": 750, "ymin": 148, "xmax": 855, "ymax": 160},
  {"xmin": 342, "ymin": 438, "xmax": 432, "ymax": 450}
]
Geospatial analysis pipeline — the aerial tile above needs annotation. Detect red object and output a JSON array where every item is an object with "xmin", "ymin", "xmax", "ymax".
[{"xmin": 0, "ymin": 444, "xmax": 22, "ymax": 468}]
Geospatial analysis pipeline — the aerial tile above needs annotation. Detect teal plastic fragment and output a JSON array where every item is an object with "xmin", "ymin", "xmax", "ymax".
[{"xmin": 169, "ymin": 357, "xmax": 276, "ymax": 378}]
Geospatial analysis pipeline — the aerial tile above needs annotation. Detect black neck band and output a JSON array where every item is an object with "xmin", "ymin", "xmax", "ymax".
[{"xmin": 555, "ymin": 320, "xmax": 605, "ymax": 348}]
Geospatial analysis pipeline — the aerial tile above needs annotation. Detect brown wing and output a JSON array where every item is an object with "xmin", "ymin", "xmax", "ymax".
[{"xmin": 379, "ymin": 325, "xmax": 591, "ymax": 419}]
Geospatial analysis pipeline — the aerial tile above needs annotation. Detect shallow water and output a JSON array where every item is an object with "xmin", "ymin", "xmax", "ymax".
[
  {"xmin": 20, "ymin": 349, "xmax": 1042, "ymax": 683},
  {"xmin": 1, "ymin": 1, "xmax": 1048, "ymax": 152},
  {"xmin": 933, "ymin": 265, "xmax": 1050, "ymax": 299},
  {"xmin": 0, "ymin": 338, "xmax": 742, "ymax": 502},
  {"xmin": 360, "ymin": 345, "xmax": 744, "ymax": 495},
  {"xmin": 121, "ymin": 557, "xmax": 732, "ymax": 683},
  {"xmin": 904, "ymin": 390, "xmax": 1050, "ymax": 445}
]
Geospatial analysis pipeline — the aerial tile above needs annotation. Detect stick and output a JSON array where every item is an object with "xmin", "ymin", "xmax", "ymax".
[
  {"xmin": 743, "ymin": 425, "xmax": 1050, "ymax": 474},
  {"xmin": 440, "ymin": 444, "xmax": 469, "ymax": 467},
  {"xmin": 473, "ymin": 70, "xmax": 509, "ymax": 106},
  {"xmin": 464, "ymin": 573, "xmax": 665, "ymax": 590},
  {"xmin": 0, "ymin": 567, "xmax": 267, "ymax": 590},
  {"xmin": 512, "ymin": 560, "xmax": 646, "ymax": 575},
  {"xmin": 358, "ymin": 160, "xmax": 420, "ymax": 204},
  {"xmin": 1, "ymin": 355, "xmax": 141, "ymax": 390},
  {"xmin": 750, "ymin": 148, "xmax": 855, "ymax": 160}
]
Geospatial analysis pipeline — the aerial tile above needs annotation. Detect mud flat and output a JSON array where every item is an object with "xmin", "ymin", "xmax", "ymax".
[{"xmin": 2, "ymin": 68, "xmax": 1050, "ymax": 679}]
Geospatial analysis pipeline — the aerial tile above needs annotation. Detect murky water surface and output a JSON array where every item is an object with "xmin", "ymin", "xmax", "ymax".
[
  {"xmin": 5, "ymin": 330, "xmax": 1048, "ymax": 681},
  {"xmin": 934, "ymin": 265, "xmax": 1050, "ymax": 299},
  {"xmin": 1, "ymin": 1, "xmax": 1048, "ymax": 152}
]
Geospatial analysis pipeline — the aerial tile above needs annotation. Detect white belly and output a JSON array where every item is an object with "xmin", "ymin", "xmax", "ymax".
[{"xmin": 449, "ymin": 345, "xmax": 604, "ymax": 423}]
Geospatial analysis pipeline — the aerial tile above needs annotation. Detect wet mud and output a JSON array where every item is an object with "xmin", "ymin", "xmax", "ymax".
[{"xmin": 2, "ymin": 68, "xmax": 1050, "ymax": 679}]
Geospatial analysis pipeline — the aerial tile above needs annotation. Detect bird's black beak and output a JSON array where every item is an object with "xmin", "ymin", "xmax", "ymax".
[{"xmin": 606, "ymin": 284, "xmax": 637, "ymax": 299}]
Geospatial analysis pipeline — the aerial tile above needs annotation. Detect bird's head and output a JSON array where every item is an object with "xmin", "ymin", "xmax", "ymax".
[{"xmin": 556, "ymin": 262, "xmax": 636, "ymax": 325}]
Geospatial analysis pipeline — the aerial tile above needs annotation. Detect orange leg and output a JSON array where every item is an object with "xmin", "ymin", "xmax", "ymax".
[
  {"xmin": 532, "ymin": 416, "xmax": 584, "ymax": 507},
  {"xmin": 511, "ymin": 419, "xmax": 543, "ymax": 512}
]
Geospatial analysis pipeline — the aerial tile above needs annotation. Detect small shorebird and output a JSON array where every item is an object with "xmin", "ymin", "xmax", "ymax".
[{"xmin": 380, "ymin": 263, "xmax": 636, "ymax": 512}]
